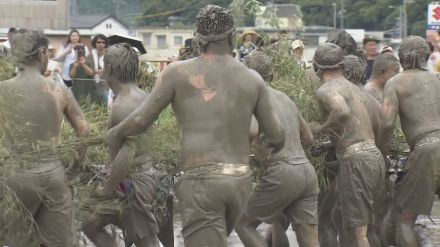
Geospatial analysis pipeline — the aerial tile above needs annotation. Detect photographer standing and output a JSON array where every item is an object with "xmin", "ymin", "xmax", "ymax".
[
  {"xmin": 69, "ymin": 43, "xmax": 97, "ymax": 103},
  {"xmin": 54, "ymin": 29, "xmax": 89, "ymax": 87}
]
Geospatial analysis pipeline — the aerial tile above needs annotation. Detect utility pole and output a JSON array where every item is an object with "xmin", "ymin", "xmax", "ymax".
[
  {"xmin": 113, "ymin": 0, "xmax": 126, "ymax": 18},
  {"xmin": 332, "ymin": 3, "xmax": 337, "ymax": 30},
  {"xmin": 340, "ymin": 0, "xmax": 344, "ymax": 29},
  {"xmin": 402, "ymin": 0, "xmax": 407, "ymax": 37},
  {"xmin": 399, "ymin": 5, "xmax": 403, "ymax": 39}
]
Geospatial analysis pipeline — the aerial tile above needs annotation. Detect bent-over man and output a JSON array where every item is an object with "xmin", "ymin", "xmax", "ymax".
[
  {"xmin": 236, "ymin": 51, "xmax": 319, "ymax": 247},
  {"xmin": 310, "ymin": 43, "xmax": 385, "ymax": 247}
]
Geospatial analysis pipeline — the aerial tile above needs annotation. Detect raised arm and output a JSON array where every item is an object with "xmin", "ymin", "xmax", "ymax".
[
  {"xmin": 381, "ymin": 81, "xmax": 399, "ymax": 154},
  {"xmin": 299, "ymin": 114, "xmax": 314, "ymax": 148},
  {"xmin": 253, "ymin": 83, "xmax": 285, "ymax": 153},
  {"xmin": 106, "ymin": 65, "xmax": 176, "ymax": 145},
  {"xmin": 53, "ymin": 45, "xmax": 72, "ymax": 62},
  {"xmin": 312, "ymin": 89, "xmax": 350, "ymax": 135}
]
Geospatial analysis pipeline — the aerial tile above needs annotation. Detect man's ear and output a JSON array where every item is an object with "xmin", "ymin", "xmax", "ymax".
[
  {"xmin": 229, "ymin": 31, "xmax": 236, "ymax": 48},
  {"xmin": 38, "ymin": 48, "xmax": 48, "ymax": 62}
]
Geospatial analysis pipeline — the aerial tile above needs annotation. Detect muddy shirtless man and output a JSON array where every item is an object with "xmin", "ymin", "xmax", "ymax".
[
  {"xmin": 382, "ymin": 36, "xmax": 440, "ymax": 246},
  {"xmin": 314, "ymin": 31, "xmax": 366, "ymax": 247},
  {"xmin": 310, "ymin": 43, "xmax": 385, "ymax": 247},
  {"xmin": 81, "ymin": 44, "xmax": 161, "ymax": 247},
  {"xmin": 105, "ymin": 5, "xmax": 284, "ymax": 247},
  {"xmin": 364, "ymin": 53, "xmax": 400, "ymax": 103},
  {"xmin": 235, "ymin": 51, "xmax": 319, "ymax": 247},
  {"xmin": 0, "ymin": 29, "xmax": 89, "ymax": 246},
  {"xmin": 343, "ymin": 54, "xmax": 399, "ymax": 247}
]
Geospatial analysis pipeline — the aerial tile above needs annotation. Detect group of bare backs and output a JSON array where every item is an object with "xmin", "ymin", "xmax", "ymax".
[{"xmin": 2, "ymin": 4, "xmax": 440, "ymax": 247}]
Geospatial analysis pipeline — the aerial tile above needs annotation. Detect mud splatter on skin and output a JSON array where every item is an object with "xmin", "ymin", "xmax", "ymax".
[{"xmin": 189, "ymin": 74, "xmax": 216, "ymax": 102}]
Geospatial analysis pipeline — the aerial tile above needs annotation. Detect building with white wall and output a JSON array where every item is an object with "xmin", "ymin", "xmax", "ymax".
[
  {"xmin": 70, "ymin": 14, "xmax": 130, "ymax": 37},
  {"xmin": 136, "ymin": 26, "xmax": 194, "ymax": 60}
]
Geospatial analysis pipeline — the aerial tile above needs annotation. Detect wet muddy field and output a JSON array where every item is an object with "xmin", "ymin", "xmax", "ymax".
[{"xmin": 79, "ymin": 200, "xmax": 440, "ymax": 247}]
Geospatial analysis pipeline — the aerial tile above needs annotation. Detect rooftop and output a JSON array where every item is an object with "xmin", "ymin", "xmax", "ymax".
[{"xmin": 70, "ymin": 14, "xmax": 129, "ymax": 29}]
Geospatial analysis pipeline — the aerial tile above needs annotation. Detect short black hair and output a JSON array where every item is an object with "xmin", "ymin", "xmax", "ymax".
[
  {"xmin": 91, "ymin": 34, "xmax": 108, "ymax": 49},
  {"xmin": 8, "ymin": 27, "xmax": 17, "ymax": 34}
]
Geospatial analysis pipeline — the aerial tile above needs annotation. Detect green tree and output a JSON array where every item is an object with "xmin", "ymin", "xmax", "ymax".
[{"xmin": 140, "ymin": 0, "xmax": 232, "ymax": 26}]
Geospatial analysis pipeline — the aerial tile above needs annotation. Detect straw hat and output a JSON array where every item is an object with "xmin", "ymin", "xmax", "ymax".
[{"xmin": 241, "ymin": 29, "xmax": 258, "ymax": 41}]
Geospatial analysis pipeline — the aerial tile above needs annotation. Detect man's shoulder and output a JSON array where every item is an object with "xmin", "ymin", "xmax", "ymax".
[
  {"xmin": 270, "ymin": 87, "xmax": 293, "ymax": 103},
  {"xmin": 362, "ymin": 91, "xmax": 380, "ymax": 108},
  {"xmin": 316, "ymin": 80, "xmax": 339, "ymax": 95}
]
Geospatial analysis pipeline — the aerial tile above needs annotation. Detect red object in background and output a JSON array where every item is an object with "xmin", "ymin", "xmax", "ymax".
[{"xmin": 434, "ymin": 7, "xmax": 440, "ymax": 21}]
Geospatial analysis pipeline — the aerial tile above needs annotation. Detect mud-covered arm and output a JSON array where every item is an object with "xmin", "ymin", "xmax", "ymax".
[
  {"xmin": 106, "ymin": 66, "xmax": 175, "ymax": 145},
  {"xmin": 381, "ymin": 82, "xmax": 399, "ymax": 154},
  {"xmin": 292, "ymin": 102, "xmax": 314, "ymax": 147},
  {"xmin": 299, "ymin": 114, "xmax": 314, "ymax": 148},
  {"xmin": 103, "ymin": 140, "xmax": 136, "ymax": 194},
  {"xmin": 312, "ymin": 89, "xmax": 350, "ymax": 135},
  {"xmin": 253, "ymin": 84, "xmax": 285, "ymax": 153},
  {"xmin": 63, "ymin": 87, "xmax": 90, "ymax": 179},
  {"xmin": 249, "ymin": 116, "xmax": 259, "ymax": 143},
  {"xmin": 63, "ymin": 87, "xmax": 90, "ymax": 138}
]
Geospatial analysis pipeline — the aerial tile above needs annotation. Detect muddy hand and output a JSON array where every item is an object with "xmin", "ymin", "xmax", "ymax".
[
  {"xmin": 309, "ymin": 122, "xmax": 322, "ymax": 134},
  {"xmin": 92, "ymin": 185, "xmax": 112, "ymax": 199},
  {"xmin": 104, "ymin": 127, "xmax": 122, "ymax": 150}
]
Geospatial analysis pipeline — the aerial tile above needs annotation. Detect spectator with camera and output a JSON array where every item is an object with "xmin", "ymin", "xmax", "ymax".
[
  {"xmin": 69, "ymin": 41, "xmax": 98, "ymax": 103},
  {"xmin": 54, "ymin": 29, "xmax": 90, "ymax": 87}
]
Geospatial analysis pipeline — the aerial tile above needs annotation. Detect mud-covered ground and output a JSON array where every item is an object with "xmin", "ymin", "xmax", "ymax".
[{"xmin": 80, "ymin": 200, "xmax": 440, "ymax": 247}]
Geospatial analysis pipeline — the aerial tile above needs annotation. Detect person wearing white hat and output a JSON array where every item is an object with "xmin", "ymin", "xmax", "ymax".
[
  {"xmin": 291, "ymin": 39, "xmax": 307, "ymax": 68},
  {"xmin": 44, "ymin": 44, "xmax": 63, "ymax": 85}
]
